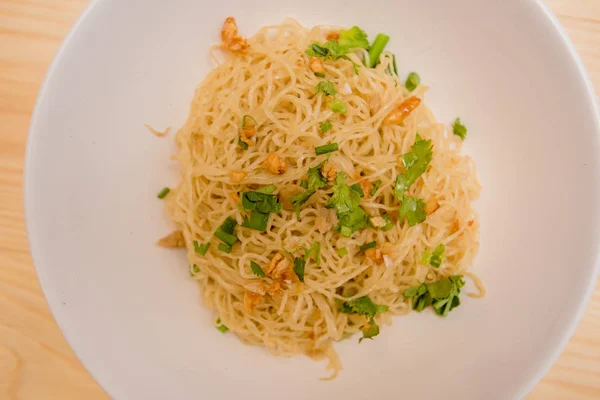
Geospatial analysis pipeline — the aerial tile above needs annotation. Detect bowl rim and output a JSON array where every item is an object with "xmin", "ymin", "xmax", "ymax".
[{"xmin": 23, "ymin": 0, "xmax": 600, "ymax": 398}]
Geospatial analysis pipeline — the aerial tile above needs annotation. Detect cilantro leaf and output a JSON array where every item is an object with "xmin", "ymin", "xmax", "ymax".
[
  {"xmin": 250, "ymin": 261, "xmax": 265, "ymax": 277},
  {"xmin": 189, "ymin": 264, "xmax": 200, "ymax": 277},
  {"xmin": 326, "ymin": 174, "xmax": 361, "ymax": 214},
  {"xmin": 339, "ymin": 296, "xmax": 389, "ymax": 319},
  {"xmin": 338, "ymin": 26, "xmax": 370, "ymax": 50},
  {"xmin": 319, "ymin": 120, "xmax": 333, "ymax": 133},
  {"xmin": 316, "ymin": 80, "xmax": 337, "ymax": 96},
  {"xmin": 326, "ymin": 173, "xmax": 369, "ymax": 236},
  {"xmin": 305, "ymin": 41, "xmax": 346, "ymax": 60},
  {"xmin": 290, "ymin": 189, "xmax": 316, "ymax": 218},
  {"xmin": 359, "ymin": 318, "xmax": 380, "ymax": 343},
  {"xmin": 337, "ymin": 247, "xmax": 348, "ymax": 257},
  {"xmin": 293, "ymin": 257, "xmax": 306, "ymax": 282},
  {"xmin": 399, "ymin": 196, "xmax": 427, "ymax": 226},
  {"xmin": 453, "ymin": 118, "xmax": 467, "ymax": 140},
  {"xmin": 307, "ymin": 160, "xmax": 328, "ymax": 191},
  {"xmin": 240, "ymin": 191, "xmax": 283, "ymax": 231},
  {"xmin": 303, "ymin": 242, "xmax": 321, "ymax": 265},
  {"xmin": 329, "ymin": 98, "xmax": 347, "ymax": 114},
  {"xmin": 404, "ymin": 276, "xmax": 465, "ymax": 316},
  {"xmin": 393, "ymin": 135, "xmax": 433, "ymax": 196}
]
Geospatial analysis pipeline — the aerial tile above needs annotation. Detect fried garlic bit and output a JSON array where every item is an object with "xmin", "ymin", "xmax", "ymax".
[
  {"xmin": 244, "ymin": 291, "xmax": 262, "ymax": 312},
  {"xmin": 365, "ymin": 247, "xmax": 384, "ymax": 264},
  {"xmin": 239, "ymin": 115, "xmax": 257, "ymax": 146},
  {"xmin": 230, "ymin": 170, "xmax": 247, "ymax": 183},
  {"xmin": 425, "ymin": 198, "xmax": 440, "ymax": 215},
  {"xmin": 309, "ymin": 57, "xmax": 325, "ymax": 74},
  {"xmin": 358, "ymin": 179, "xmax": 373, "ymax": 198},
  {"xmin": 262, "ymin": 152, "xmax": 287, "ymax": 175},
  {"xmin": 221, "ymin": 17, "xmax": 249, "ymax": 53},
  {"xmin": 157, "ymin": 230, "xmax": 185, "ymax": 248},
  {"xmin": 384, "ymin": 96, "xmax": 421, "ymax": 124},
  {"xmin": 320, "ymin": 161, "xmax": 337, "ymax": 182}
]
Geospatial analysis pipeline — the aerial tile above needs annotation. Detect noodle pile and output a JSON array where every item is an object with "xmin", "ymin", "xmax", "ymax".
[{"xmin": 161, "ymin": 18, "xmax": 481, "ymax": 377}]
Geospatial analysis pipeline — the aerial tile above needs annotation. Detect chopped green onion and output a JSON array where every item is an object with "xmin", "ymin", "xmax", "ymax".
[
  {"xmin": 157, "ymin": 187, "xmax": 170, "ymax": 199},
  {"xmin": 256, "ymin": 184, "xmax": 275, "ymax": 194},
  {"xmin": 392, "ymin": 54, "xmax": 398, "ymax": 75},
  {"xmin": 237, "ymin": 137, "xmax": 248, "ymax": 150},
  {"xmin": 293, "ymin": 257, "xmax": 306, "ymax": 282},
  {"xmin": 405, "ymin": 72, "xmax": 420, "ymax": 92},
  {"xmin": 218, "ymin": 243, "xmax": 232, "ymax": 253},
  {"xmin": 242, "ymin": 210, "xmax": 270, "ymax": 231},
  {"xmin": 189, "ymin": 264, "xmax": 200, "ymax": 277},
  {"xmin": 215, "ymin": 317, "xmax": 229, "ymax": 333},
  {"xmin": 453, "ymin": 118, "xmax": 467, "ymax": 140},
  {"xmin": 314, "ymin": 72, "xmax": 326, "ymax": 78},
  {"xmin": 329, "ymin": 98, "xmax": 347, "ymax": 114},
  {"xmin": 368, "ymin": 34, "xmax": 390, "ymax": 68},
  {"xmin": 193, "ymin": 240, "xmax": 210, "ymax": 256},
  {"xmin": 337, "ymin": 247, "xmax": 349, "ymax": 257},
  {"xmin": 319, "ymin": 120, "xmax": 333, "ymax": 133},
  {"xmin": 299, "ymin": 180, "xmax": 308, "ymax": 189},
  {"xmin": 315, "ymin": 143, "xmax": 339, "ymax": 155},
  {"xmin": 350, "ymin": 183, "xmax": 364, "ymax": 197},
  {"xmin": 316, "ymin": 80, "xmax": 337, "ymax": 96},
  {"xmin": 360, "ymin": 241, "xmax": 377, "ymax": 251},
  {"xmin": 370, "ymin": 180, "xmax": 382, "ymax": 196},
  {"xmin": 213, "ymin": 229, "xmax": 238, "ymax": 246},
  {"xmin": 250, "ymin": 261, "xmax": 265, "ymax": 277},
  {"xmin": 241, "ymin": 115, "xmax": 257, "ymax": 130},
  {"xmin": 340, "ymin": 226, "xmax": 353, "ymax": 237}
]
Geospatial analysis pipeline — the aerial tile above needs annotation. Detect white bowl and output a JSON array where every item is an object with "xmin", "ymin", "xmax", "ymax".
[{"xmin": 25, "ymin": 0, "xmax": 600, "ymax": 399}]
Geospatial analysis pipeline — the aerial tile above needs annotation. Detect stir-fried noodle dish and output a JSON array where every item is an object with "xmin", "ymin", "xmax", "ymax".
[{"xmin": 156, "ymin": 17, "xmax": 482, "ymax": 379}]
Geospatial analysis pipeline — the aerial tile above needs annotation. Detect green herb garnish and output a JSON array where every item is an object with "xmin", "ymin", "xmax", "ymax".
[
  {"xmin": 214, "ymin": 217, "xmax": 238, "ymax": 246},
  {"xmin": 315, "ymin": 143, "xmax": 339, "ymax": 155},
  {"xmin": 359, "ymin": 319, "xmax": 380, "ymax": 343},
  {"xmin": 393, "ymin": 135, "xmax": 433, "ymax": 226},
  {"xmin": 256, "ymin": 184, "xmax": 275, "ymax": 194},
  {"xmin": 370, "ymin": 180, "xmax": 382, "ymax": 196},
  {"xmin": 403, "ymin": 276, "xmax": 465, "ymax": 316},
  {"xmin": 319, "ymin": 120, "xmax": 333, "ymax": 133},
  {"xmin": 307, "ymin": 160, "xmax": 328, "ymax": 190},
  {"xmin": 290, "ymin": 190, "xmax": 316, "ymax": 218},
  {"xmin": 326, "ymin": 173, "xmax": 370, "ymax": 236},
  {"xmin": 368, "ymin": 33, "xmax": 390, "ymax": 68},
  {"xmin": 193, "ymin": 240, "xmax": 210, "ymax": 256},
  {"xmin": 405, "ymin": 72, "xmax": 421, "ymax": 92},
  {"xmin": 421, "ymin": 244, "xmax": 445, "ymax": 268},
  {"xmin": 237, "ymin": 137, "xmax": 249, "ymax": 150},
  {"xmin": 337, "ymin": 247, "xmax": 349, "ymax": 257},
  {"xmin": 240, "ymin": 191, "xmax": 283, "ymax": 231},
  {"xmin": 189, "ymin": 264, "xmax": 200, "ymax": 277},
  {"xmin": 349, "ymin": 183, "xmax": 364, "ymax": 197},
  {"xmin": 359, "ymin": 241, "xmax": 376, "ymax": 251},
  {"xmin": 316, "ymin": 80, "xmax": 337, "ymax": 96},
  {"xmin": 338, "ymin": 26, "xmax": 370, "ymax": 50},
  {"xmin": 218, "ymin": 243, "xmax": 232, "ymax": 253},
  {"xmin": 329, "ymin": 98, "xmax": 347, "ymax": 114},
  {"xmin": 215, "ymin": 317, "xmax": 229, "ymax": 333},
  {"xmin": 250, "ymin": 261, "xmax": 265, "ymax": 277},
  {"xmin": 453, "ymin": 118, "xmax": 467, "ymax": 140},
  {"xmin": 157, "ymin": 187, "xmax": 170, "ymax": 199},
  {"xmin": 314, "ymin": 72, "xmax": 326, "ymax": 78},
  {"xmin": 303, "ymin": 242, "xmax": 322, "ymax": 265},
  {"xmin": 293, "ymin": 257, "xmax": 306, "ymax": 282},
  {"xmin": 339, "ymin": 296, "xmax": 389, "ymax": 319}
]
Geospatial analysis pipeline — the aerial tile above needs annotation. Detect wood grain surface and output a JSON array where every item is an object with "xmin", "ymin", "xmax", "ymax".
[{"xmin": 1, "ymin": 0, "xmax": 599, "ymax": 398}]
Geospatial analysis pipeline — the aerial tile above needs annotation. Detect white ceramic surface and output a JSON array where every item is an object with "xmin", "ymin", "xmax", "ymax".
[{"xmin": 25, "ymin": 0, "xmax": 600, "ymax": 399}]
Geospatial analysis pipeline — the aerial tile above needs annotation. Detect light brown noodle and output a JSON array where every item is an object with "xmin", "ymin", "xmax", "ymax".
[{"xmin": 163, "ymin": 19, "xmax": 481, "ymax": 376}]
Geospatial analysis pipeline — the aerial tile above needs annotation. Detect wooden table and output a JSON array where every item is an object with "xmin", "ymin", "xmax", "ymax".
[{"xmin": 1, "ymin": 0, "xmax": 599, "ymax": 398}]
